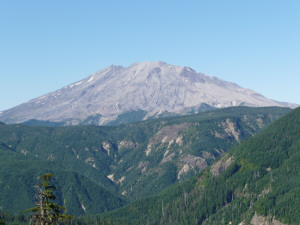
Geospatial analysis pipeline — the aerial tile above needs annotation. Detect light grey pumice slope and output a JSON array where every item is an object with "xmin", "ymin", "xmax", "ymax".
[{"xmin": 0, "ymin": 61, "xmax": 296, "ymax": 124}]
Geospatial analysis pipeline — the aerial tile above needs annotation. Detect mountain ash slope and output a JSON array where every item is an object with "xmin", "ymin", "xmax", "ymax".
[{"xmin": 0, "ymin": 61, "xmax": 296, "ymax": 125}]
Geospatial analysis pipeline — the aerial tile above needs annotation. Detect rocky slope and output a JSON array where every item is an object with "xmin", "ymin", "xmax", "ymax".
[{"xmin": 0, "ymin": 61, "xmax": 296, "ymax": 125}]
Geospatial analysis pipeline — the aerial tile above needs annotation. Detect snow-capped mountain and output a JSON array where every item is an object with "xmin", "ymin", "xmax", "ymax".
[{"xmin": 0, "ymin": 61, "xmax": 297, "ymax": 125}]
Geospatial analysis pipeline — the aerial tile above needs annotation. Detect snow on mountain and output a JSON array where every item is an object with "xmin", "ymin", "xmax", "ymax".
[{"xmin": 0, "ymin": 61, "xmax": 297, "ymax": 125}]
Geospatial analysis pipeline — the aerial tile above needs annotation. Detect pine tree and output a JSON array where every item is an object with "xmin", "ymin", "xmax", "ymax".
[{"xmin": 25, "ymin": 173, "xmax": 72, "ymax": 225}]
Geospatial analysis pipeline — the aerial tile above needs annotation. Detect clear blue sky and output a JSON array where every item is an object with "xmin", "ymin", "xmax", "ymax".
[{"xmin": 1, "ymin": 0, "xmax": 299, "ymax": 111}]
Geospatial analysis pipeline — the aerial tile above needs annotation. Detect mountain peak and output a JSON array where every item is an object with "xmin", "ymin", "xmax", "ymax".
[
  {"xmin": 130, "ymin": 61, "xmax": 167, "ymax": 67},
  {"xmin": 0, "ymin": 62, "xmax": 297, "ymax": 125}
]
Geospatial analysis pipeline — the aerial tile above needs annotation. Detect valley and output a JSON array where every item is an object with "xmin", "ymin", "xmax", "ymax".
[
  {"xmin": 0, "ymin": 106, "xmax": 292, "ymax": 222},
  {"xmin": 96, "ymin": 106, "xmax": 300, "ymax": 224}
]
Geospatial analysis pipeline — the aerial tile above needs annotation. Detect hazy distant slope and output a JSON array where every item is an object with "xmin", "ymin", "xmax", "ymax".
[{"xmin": 0, "ymin": 61, "xmax": 296, "ymax": 125}]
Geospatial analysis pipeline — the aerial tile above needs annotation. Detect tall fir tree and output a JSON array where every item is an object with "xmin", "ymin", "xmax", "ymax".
[{"xmin": 25, "ymin": 173, "xmax": 72, "ymax": 225}]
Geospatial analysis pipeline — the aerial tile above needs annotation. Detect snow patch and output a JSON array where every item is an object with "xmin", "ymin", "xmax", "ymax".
[
  {"xmin": 38, "ymin": 95, "xmax": 47, "ymax": 100},
  {"xmin": 87, "ymin": 76, "xmax": 94, "ymax": 83},
  {"xmin": 69, "ymin": 81, "xmax": 83, "ymax": 88},
  {"xmin": 51, "ymin": 92, "xmax": 61, "ymax": 98}
]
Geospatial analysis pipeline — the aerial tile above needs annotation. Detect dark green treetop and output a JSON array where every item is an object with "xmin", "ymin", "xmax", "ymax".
[{"xmin": 25, "ymin": 173, "xmax": 72, "ymax": 225}]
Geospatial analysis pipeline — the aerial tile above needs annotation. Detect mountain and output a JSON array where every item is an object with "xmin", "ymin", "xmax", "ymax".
[
  {"xmin": 0, "ymin": 61, "xmax": 296, "ymax": 125},
  {"xmin": 0, "ymin": 107, "xmax": 291, "ymax": 217},
  {"xmin": 98, "ymin": 107, "xmax": 300, "ymax": 225}
]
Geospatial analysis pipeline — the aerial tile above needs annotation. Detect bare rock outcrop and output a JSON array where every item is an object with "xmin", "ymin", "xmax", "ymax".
[
  {"xmin": 210, "ymin": 154, "xmax": 234, "ymax": 176},
  {"xmin": 251, "ymin": 212, "xmax": 286, "ymax": 225}
]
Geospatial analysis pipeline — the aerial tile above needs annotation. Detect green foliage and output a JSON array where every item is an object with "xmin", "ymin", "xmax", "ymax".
[
  {"xmin": 25, "ymin": 173, "xmax": 73, "ymax": 225},
  {"xmin": 0, "ymin": 210, "xmax": 28, "ymax": 225},
  {"xmin": 97, "ymin": 108, "xmax": 300, "ymax": 224},
  {"xmin": 0, "ymin": 152, "xmax": 126, "ymax": 216},
  {"xmin": 0, "ymin": 106, "xmax": 291, "ymax": 218}
]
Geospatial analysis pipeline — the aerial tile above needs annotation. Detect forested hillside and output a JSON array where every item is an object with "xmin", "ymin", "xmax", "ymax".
[
  {"xmin": 0, "ymin": 145, "xmax": 126, "ymax": 216},
  {"xmin": 0, "ymin": 107, "xmax": 291, "ymax": 218},
  {"xmin": 98, "ymin": 107, "xmax": 300, "ymax": 225}
]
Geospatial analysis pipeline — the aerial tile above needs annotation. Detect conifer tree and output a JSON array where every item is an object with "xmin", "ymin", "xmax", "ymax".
[{"xmin": 25, "ymin": 173, "xmax": 72, "ymax": 225}]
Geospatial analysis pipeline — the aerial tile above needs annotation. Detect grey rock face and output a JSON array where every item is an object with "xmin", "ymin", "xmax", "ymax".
[{"xmin": 0, "ymin": 61, "xmax": 297, "ymax": 124}]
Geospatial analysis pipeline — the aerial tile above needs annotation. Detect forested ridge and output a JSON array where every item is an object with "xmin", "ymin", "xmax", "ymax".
[
  {"xmin": 0, "ymin": 106, "xmax": 298, "ymax": 224},
  {"xmin": 94, "ymin": 107, "xmax": 300, "ymax": 224}
]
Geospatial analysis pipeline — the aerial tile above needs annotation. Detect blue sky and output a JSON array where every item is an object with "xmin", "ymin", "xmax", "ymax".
[{"xmin": 0, "ymin": 0, "xmax": 299, "ymax": 111}]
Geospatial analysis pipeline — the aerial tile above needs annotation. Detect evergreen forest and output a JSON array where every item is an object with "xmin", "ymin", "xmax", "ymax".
[{"xmin": 0, "ymin": 106, "xmax": 299, "ymax": 224}]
